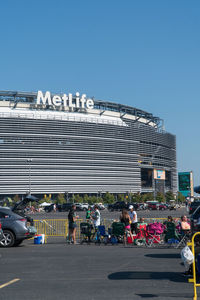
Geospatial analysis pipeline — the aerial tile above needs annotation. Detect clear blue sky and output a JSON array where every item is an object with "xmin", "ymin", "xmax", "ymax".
[{"xmin": 0, "ymin": 1, "xmax": 200, "ymax": 185}]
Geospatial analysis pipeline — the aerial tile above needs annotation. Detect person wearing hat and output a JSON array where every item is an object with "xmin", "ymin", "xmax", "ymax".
[{"xmin": 129, "ymin": 205, "xmax": 138, "ymax": 234}]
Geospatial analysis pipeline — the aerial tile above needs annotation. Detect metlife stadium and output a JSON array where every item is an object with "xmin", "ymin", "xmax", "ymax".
[{"xmin": 0, "ymin": 90, "xmax": 177, "ymax": 196}]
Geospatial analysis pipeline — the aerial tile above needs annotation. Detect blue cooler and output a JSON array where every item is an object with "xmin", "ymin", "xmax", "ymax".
[{"xmin": 34, "ymin": 235, "xmax": 43, "ymax": 244}]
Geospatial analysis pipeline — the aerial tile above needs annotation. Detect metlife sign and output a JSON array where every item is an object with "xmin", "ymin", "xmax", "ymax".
[{"xmin": 37, "ymin": 90, "xmax": 94, "ymax": 109}]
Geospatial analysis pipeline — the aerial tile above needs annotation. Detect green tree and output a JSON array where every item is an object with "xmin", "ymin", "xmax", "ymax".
[
  {"xmin": 156, "ymin": 192, "xmax": 165, "ymax": 203},
  {"xmin": 56, "ymin": 193, "xmax": 66, "ymax": 205},
  {"xmin": 132, "ymin": 192, "xmax": 142, "ymax": 203},
  {"xmin": 177, "ymin": 192, "xmax": 185, "ymax": 203},
  {"xmin": 103, "ymin": 192, "xmax": 115, "ymax": 204},
  {"xmin": 141, "ymin": 193, "xmax": 154, "ymax": 203},
  {"xmin": 74, "ymin": 194, "xmax": 83, "ymax": 203},
  {"xmin": 83, "ymin": 194, "xmax": 90, "ymax": 203},
  {"xmin": 117, "ymin": 194, "xmax": 124, "ymax": 201},
  {"xmin": 165, "ymin": 191, "xmax": 175, "ymax": 202},
  {"xmin": 13, "ymin": 194, "xmax": 20, "ymax": 203}
]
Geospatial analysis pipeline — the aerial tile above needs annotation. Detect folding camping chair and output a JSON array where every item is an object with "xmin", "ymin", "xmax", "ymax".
[{"xmin": 176, "ymin": 229, "xmax": 191, "ymax": 249}]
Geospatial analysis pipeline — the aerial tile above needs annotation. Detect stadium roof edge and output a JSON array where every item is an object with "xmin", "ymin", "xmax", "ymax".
[{"xmin": 0, "ymin": 90, "xmax": 163, "ymax": 128}]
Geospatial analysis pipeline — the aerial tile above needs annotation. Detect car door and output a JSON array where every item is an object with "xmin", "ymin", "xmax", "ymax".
[{"xmin": 0, "ymin": 211, "xmax": 14, "ymax": 233}]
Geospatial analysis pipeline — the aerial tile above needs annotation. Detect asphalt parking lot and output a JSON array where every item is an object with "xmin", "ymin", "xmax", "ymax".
[
  {"xmin": 33, "ymin": 206, "xmax": 187, "ymax": 221},
  {"xmin": 0, "ymin": 238, "xmax": 194, "ymax": 300}
]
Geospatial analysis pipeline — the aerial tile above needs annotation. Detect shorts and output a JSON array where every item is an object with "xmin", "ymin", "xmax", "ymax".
[
  {"xmin": 69, "ymin": 222, "xmax": 77, "ymax": 229},
  {"xmin": 125, "ymin": 225, "xmax": 131, "ymax": 230}
]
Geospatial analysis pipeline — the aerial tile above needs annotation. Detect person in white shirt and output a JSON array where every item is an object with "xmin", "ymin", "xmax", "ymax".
[
  {"xmin": 129, "ymin": 205, "xmax": 138, "ymax": 234},
  {"xmin": 92, "ymin": 205, "xmax": 101, "ymax": 229}
]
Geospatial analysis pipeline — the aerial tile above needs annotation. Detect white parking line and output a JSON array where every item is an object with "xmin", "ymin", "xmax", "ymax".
[{"xmin": 0, "ymin": 278, "xmax": 20, "ymax": 289}]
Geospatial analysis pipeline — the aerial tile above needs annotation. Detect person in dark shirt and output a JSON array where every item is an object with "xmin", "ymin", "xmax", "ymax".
[
  {"xmin": 120, "ymin": 209, "xmax": 133, "ymax": 243},
  {"xmin": 68, "ymin": 204, "xmax": 79, "ymax": 244}
]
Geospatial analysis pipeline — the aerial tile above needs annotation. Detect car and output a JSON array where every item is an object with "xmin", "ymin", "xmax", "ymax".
[
  {"xmin": 44, "ymin": 203, "xmax": 55, "ymax": 212},
  {"xmin": 81, "ymin": 203, "xmax": 89, "ymax": 210},
  {"xmin": 108, "ymin": 201, "xmax": 128, "ymax": 211},
  {"xmin": 147, "ymin": 202, "xmax": 159, "ymax": 210},
  {"xmin": 12, "ymin": 194, "xmax": 39, "ymax": 226},
  {"xmin": 158, "ymin": 203, "xmax": 167, "ymax": 210},
  {"xmin": 188, "ymin": 201, "xmax": 200, "ymax": 215},
  {"xmin": 57, "ymin": 203, "xmax": 73, "ymax": 212},
  {"xmin": 0, "ymin": 221, "xmax": 3, "ymax": 242},
  {"xmin": 74, "ymin": 203, "xmax": 85, "ymax": 211},
  {"xmin": 0, "ymin": 207, "xmax": 36, "ymax": 247},
  {"xmin": 93, "ymin": 203, "xmax": 105, "ymax": 210}
]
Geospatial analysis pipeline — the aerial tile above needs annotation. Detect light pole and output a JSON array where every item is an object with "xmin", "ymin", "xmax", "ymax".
[{"xmin": 27, "ymin": 158, "xmax": 32, "ymax": 195}]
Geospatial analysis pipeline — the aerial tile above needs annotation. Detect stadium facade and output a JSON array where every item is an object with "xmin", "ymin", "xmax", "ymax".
[{"xmin": 0, "ymin": 90, "xmax": 177, "ymax": 196}]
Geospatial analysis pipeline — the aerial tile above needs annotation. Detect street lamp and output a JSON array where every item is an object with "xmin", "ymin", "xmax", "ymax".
[{"xmin": 27, "ymin": 158, "xmax": 32, "ymax": 195}]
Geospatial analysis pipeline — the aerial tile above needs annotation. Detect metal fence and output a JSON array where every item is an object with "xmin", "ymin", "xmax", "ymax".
[{"xmin": 34, "ymin": 217, "xmax": 179, "ymax": 241}]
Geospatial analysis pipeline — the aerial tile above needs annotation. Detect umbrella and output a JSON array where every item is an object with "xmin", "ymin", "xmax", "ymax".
[{"xmin": 39, "ymin": 202, "xmax": 52, "ymax": 207}]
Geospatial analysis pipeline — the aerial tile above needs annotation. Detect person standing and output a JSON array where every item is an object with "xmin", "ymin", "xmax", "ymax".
[
  {"xmin": 68, "ymin": 204, "xmax": 79, "ymax": 244},
  {"xmin": 92, "ymin": 205, "xmax": 101, "ymax": 229},
  {"xmin": 86, "ymin": 206, "xmax": 92, "ymax": 222},
  {"xmin": 129, "ymin": 205, "xmax": 138, "ymax": 234},
  {"xmin": 120, "ymin": 209, "xmax": 133, "ymax": 243}
]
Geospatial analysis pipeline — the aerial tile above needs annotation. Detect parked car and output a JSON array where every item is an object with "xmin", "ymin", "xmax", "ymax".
[
  {"xmin": 57, "ymin": 203, "xmax": 73, "ymax": 212},
  {"xmin": 94, "ymin": 203, "xmax": 105, "ymax": 210},
  {"xmin": 108, "ymin": 201, "xmax": 128, "ymax": 211},
  {"xmin": 74, "ymin": 203, "xmax": 85, "ymax": 211},
  {"xmin": 44, "ymin": 203, "xmax": 55, "ymax": 212},
  {"xmin": 169, "ymin": 204, "xmax": 176, "ymax": 211},
  {"xmin": 189, "ymin": 201, "xmax": 200, "ymax": 215},
  {"xmin": 147, "ymin": 202, "xmax": 159, "ymax": 210},
  {"xmin": 12, "ymin": 194, "xmax": 39, "ymax": 226},
  {"xmin": 158, "ymin": 203, "xmax": 167, "ymax": 210},
  {"xmin": 0, "ymin": 221, "xmax": 3, "ymax": 242},
  {"xmin": 81, "ymin": 203, "xmax": 89, "ymax": 210},
  {"xmin": 0, "ymin": 207, "xmax": 36, "ymax": 247},
  {"xmin": 137, "ymin": 203, "xmax": 145, "ymax": 210}
]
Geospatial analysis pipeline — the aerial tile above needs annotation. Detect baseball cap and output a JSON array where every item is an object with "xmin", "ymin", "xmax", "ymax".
[{"xmin": 129, "ymin": 205, "xmax": 134, "ymax": 210}]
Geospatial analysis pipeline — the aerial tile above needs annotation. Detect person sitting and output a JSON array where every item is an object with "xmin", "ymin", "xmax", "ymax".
[
  {"xmin": 138, "ymin": 217, "xmax": 147, "ymax": 226},
  {"xmin": 163, "ymin": 216, "xmax": 178, "ymax": 242},
  {"xmin": 181, "ymin": 215, "xmax": 191, "ymax": 231}
]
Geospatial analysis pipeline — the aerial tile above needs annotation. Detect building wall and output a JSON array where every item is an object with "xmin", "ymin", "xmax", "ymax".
[{"xmin": 0, "ymin": 113, "xmax": 176, "ymax": 195}]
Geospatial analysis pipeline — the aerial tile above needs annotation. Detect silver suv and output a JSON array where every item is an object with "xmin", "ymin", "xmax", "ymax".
[
  {"xmin": 0, "ymin": 221, "xmax": 3, "ymax": 242},
  {"xmin": 0, "ymin": 207, "xmax": 36, "ymax": 247}
]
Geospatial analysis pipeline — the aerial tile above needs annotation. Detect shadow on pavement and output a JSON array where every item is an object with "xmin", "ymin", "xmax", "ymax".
[
  {"xmin": 145, "ymin": 253, "xmax": 180, "ymax": 259},
  {"xmin": 135, "ymin": 293, "xmax": 192, "ymax": 299},
  {"xmin": 135, "ymin": 294, "xmax": 158, "ymax": 298},
  {"xmin": 108, "ymin": 271, "xmax": 186, "ymax": 282}
]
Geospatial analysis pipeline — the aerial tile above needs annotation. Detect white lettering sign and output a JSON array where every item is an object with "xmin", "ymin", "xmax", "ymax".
[{"xmin": 37, "ymin": 91, "xmax": 94, "ymax": 110}]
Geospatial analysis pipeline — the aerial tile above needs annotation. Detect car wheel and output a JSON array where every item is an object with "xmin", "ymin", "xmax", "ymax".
[{"xmin": 0, "ymin": 230, "xmax": 15, "ymax": 247}]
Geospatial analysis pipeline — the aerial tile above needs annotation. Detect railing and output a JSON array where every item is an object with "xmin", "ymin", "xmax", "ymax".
[
  {"xmin": 34, "ymin": 217, "xmax": 177, "ymax": 241},
  {"xmin": 187, "ymin": 232, "xmax": 200, "ymax": 300}
]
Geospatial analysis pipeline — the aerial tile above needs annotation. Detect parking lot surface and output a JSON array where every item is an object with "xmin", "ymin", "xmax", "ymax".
[
  {"xmin": 0, "ymin": 238, "xmax": 194, "ymax": 300},
  {"xmin": 33, "ymin": 207, "xmax": 187, "ymax": 221}
]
